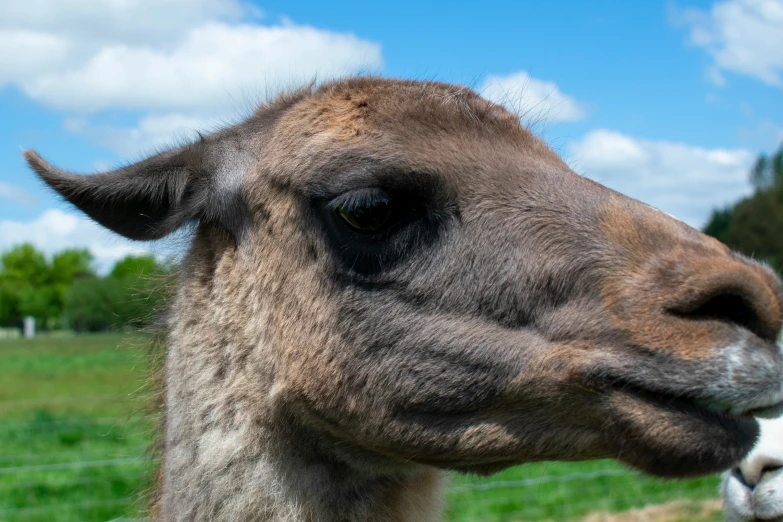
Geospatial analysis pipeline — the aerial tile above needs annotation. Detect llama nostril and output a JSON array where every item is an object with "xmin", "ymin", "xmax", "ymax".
[
  {"xmin": 737, "ymin": 464, "xmax": 783, "ymax": 490},
  {"xmin": 738, "ymin": 457, "xmax": 783, "ymax": 488},
  {"xmin": 685, "ymin": 293, "xmax": 760, "ymax": 335},
  {"xmin": 761, "ymin": 463, "xmax": 783, "ymax": 475},
  {"xmin": 669, "ymin": 268, "xmax": 782, "ymax": 342}
]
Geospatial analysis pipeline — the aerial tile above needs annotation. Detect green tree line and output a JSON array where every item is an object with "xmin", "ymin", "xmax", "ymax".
[
  {"xmin": 703, "ymin": 141, "xmax": 783, "ymax": 273},
  {"xmin": 0, "ymin": 244, "xmax": 173, "ymax": 332}
]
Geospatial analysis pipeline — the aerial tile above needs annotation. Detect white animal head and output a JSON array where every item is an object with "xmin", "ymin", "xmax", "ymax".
[{"xmin": 723, "ymin": 415, "xmax": 783, "ymax": 522}]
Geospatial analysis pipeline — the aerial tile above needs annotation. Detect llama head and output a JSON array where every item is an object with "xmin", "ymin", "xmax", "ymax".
[
  {"xmin": 26, "ymin": 78, "xmax": 783, "ymax": 479},
  {"xmin": 723, "ymin": 416, "xmax": 783, "ymax": 521}
]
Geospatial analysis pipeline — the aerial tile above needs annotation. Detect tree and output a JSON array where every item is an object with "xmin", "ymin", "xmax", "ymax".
[
  {"xmin": 18, "ymin": 286, "xmax": 60, "ymax": 322},
  {"xmin": 749, "ymin": 155, "xmax": 770, "ymax": 190},
  {"xmin": 50, "ymin": 249, "xmax": 95, "ymax": 328},
  {"xmin": 704, "ymin": 141, "xmax": 783, "ymax": 275},
  {"xmin": 0, "ymin": 281, "xmax": 20, "ymax": 327},
  {"xmin": 725, "ymin": 183, "xmax": 783, "ymax": 273},
  {"xmin": 108, "ymin": 255, "xmax": 171, "ymax": 327},
  {"xmin": 109, "ymin": 255, "xmax": 160, "ymax": 280},
  {"xmin": 703, "ymin": 207, "xmax": 733, "ymax": 246},
  {"xmin": 0, "ymin": 244, "xmax": 52, "ymax": 326},
  {"xmin": 772, "ymin": 144, "xmax": 783, "ymax": 187},
  {"xmin": 52, "ymin": 249, "xmax": 94, "ymax": 286},
  {"xmin": 64, "ymin": 277, "xmax": 124, "ymax": 332},
  {"xmin": 1, "ymin": 244, "xmax": 50, "ymax": 287},
  {"xmin": 0, "ymin": 245, "xmax": 97, "ymax": 328},
  {"xmin": 0, "ymin": 245, "xmax": 174, "ymax": 330}
]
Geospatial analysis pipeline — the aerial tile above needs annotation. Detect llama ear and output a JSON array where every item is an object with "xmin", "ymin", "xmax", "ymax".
[{"xmin": 24, "ymin": 138, "xmax": 250, "ymax": 241}]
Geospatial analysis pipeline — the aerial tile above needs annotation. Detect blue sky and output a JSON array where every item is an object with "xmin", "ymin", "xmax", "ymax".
[{"xmin": 1, "ymin": 0, "xmax": 782, "ymax": 271}]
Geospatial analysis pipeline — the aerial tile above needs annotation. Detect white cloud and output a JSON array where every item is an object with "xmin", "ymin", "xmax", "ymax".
[
  {"xmin": 0, "ymin": 1, "xmax": 382, "ymax": 159},
  {"xmin": 65, "ymin": 113, "xmax": 220, "ymax": 159},
  {"xmin": 0, "ymin": 0, "xmax": 253, "ymax": 88},
  {"xmin": 23, "ymin": 22, "xmax": 381, "ymax": 114},
  {"xmin": 569, "ymin": 129, "xmax": 755, "ymax": 228},
  {"xmin": 0, "ymin": 30, "xmax": 69, "ymax": 86},
  {"xmin": 676, "ymin": 0, "xmax": 783, "ymax": 87},
  {"xmin": 0, "ymin": 1, "xmax": 381, "ymax": 114},
  {"xmin": 0, "ymin": 182, "xmax": 36, "ymax": 206},
  {"xmin": 479, "ymin": 71, "xmax": 586, "ymax": 123},
  {"xmin": 0, "ymin": 209, "xmax": 150, "ymax": 273},
  {"xmin": 0, "ymin": 0, "xmax": 253, "ymax": 48}
]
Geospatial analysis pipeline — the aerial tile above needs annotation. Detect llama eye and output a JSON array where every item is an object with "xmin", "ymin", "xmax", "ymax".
[
  {"xmin": 337, "ymin": 200, "xmax": 392, "ymax": 232},
  {"xmin": 330, "ymin": 189, "xmax": 394, "ymax": 233}
]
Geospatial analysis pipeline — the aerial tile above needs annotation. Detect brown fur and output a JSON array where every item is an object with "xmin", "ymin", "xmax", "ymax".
[{"xmin": 24, "ymin": 77, "xmax": 783, "ymax": 521}]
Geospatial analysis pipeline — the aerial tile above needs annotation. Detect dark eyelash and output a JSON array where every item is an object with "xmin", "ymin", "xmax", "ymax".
[{"xmin": 326, "ymin": 188, "xmax": 391, "ymax": 212}]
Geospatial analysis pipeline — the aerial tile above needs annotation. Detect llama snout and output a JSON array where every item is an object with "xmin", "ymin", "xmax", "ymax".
[
  {"xmin": 702, "ymin": 339, "xmax": 783, "ymax": 418},
  {"xmin": 723, "ymin": 416, "xmax": 783, "ymax": 522}
]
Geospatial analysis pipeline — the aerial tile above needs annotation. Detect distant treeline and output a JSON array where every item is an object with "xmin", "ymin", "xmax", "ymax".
[
  {"xmin": 704, "ymin": 141, "xmax": 783, "ymax": 274},
  {"xmin": 0, "ymin": 244, "xmax": 174, "ymax": 332}
]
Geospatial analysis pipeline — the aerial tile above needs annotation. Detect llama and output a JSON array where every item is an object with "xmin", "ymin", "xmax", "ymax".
[
  {"xmin": 723, "ymin": 416, "xmax": 783, "ymax": 521},
  {"xmin": 25, "ymin": 78, "xmax": 783, "ymax": 521}
]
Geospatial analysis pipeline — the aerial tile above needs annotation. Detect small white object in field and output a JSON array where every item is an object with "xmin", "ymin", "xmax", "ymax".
[{"xmin": 23, "ymin": 316, "xmax": 35, "ymax": 339}]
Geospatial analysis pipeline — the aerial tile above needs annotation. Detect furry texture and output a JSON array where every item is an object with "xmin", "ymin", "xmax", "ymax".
[
  {"xmin": 723, "ymin": 415, "xmax": 783, "ymax": 521},
  {"xmin": 25, "ymin": 77, "xmax": 783, "ymax": 521}
]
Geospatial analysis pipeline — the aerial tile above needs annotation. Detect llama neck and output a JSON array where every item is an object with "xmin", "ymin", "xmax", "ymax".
[
  {"xmin": 160, "ymin": 337, "xmax": 446, "ymax": 521},
  {"xmin": 157, "ymin": 240, "xmax": 446, "ymax": 521}
]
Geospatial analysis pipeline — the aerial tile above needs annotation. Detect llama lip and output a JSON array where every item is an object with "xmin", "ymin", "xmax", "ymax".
[
  {"xmin": 613, "ymin": 384, "xmax": 736, "ymax": 420},
  {"xmin": 747, "ymin": 402, "xmax": 783, "ymax": 419},
  {"xmin": 694, "ymin": 399, "xmax": 783, "ymax": 419},
  {"xmin": 600, "ymin": 377, "xmax": 782, "ymax": 421}
]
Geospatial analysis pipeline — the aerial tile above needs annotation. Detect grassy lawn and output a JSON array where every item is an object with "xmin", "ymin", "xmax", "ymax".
[
  {"xmin": 0, "ymin": 334, "xmax": 154, "ymax": 522},
  {"xmin": 0, "ymin": 334, "xmax": 724, "ymax": 522},
  {"xmin": 445, "ymin": 461, "xmax": 721, "ymax": 521}
]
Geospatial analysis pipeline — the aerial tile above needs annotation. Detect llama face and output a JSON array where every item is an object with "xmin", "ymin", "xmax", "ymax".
[{"xmin": 26, "ymin": 78, "xmax": 783, "ymax": 480}]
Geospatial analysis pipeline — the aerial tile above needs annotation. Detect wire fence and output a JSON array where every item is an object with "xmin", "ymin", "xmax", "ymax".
[{"xmin": 0, "ymin": 395, "xmax": 726, "ymax": 522}]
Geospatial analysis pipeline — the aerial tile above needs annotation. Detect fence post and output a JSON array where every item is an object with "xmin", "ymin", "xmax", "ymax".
[{"xmin": 23, "ymin": 317, "xmax": 35, "ymax": 339}]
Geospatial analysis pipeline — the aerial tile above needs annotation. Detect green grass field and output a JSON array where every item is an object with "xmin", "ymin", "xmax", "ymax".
[
  {"xmin": 0, "ymin": 334, "xmax": 154, "ymax": 522},
  {"xmin": 0, "ymin": 335, "xmax": 724, "ymax": 522}
]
